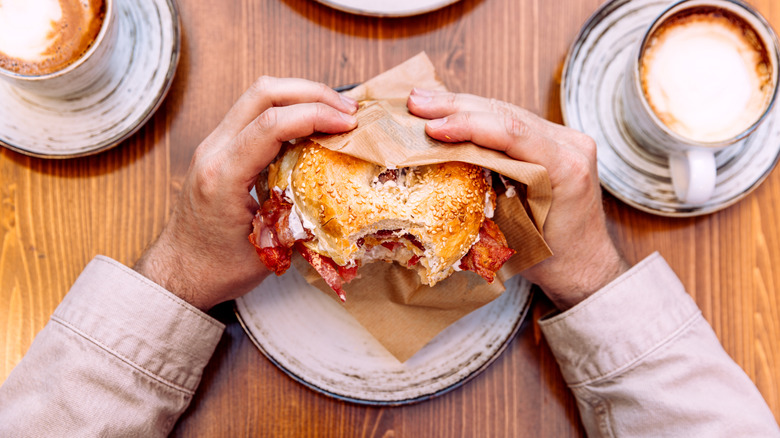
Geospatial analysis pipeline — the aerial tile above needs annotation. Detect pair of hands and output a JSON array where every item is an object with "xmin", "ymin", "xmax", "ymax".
[{"xmin": 134, "ymin": 77, "xmax": 628, "ymax": 312}]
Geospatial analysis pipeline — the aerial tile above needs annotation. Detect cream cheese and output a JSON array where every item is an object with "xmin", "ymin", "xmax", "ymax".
[
  {"xmin": 484, "ymin": 191, "xmax": 495, "ymax": 219},
  {"xmin": 278, "ymin": 174, "xmax": 318, "ymax": 242},
  {"xmin": 287, "ymin": 205, "xmax": 309, "ymax": 241},
  {"xmin": 452, "ymin": 258, "xmax": 463, "ymax": 272}
]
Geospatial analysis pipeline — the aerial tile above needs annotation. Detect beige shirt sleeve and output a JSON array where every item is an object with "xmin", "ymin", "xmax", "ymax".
[
  {"xmin": 0, "ymin": 256, "xmax": 225, "ymax": 438},
  {"xmin": 540, "ymin": 252, "xmax": 780, "ymax": 437}
]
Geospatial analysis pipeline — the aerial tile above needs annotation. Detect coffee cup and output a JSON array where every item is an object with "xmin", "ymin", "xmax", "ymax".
[
  {"xmin": 622, "ymin": 0, "xmax": 780, "ymax": 205},
  {"xmin": 0, "ymin": 0, "xmax": 117, "ymax": 98}
]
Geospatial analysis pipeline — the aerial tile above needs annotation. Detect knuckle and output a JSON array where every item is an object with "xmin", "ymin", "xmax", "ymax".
[
  {"xmin": 567, "ymin": 150, "xmax": 595, "ymax": 184},
  {"xmin": 191, "ymin": 144, "xmax": 207, "ymax": 165},
  {"xmin": 504, "ymin": 115, "xmax": 530, "ymax": 139},
  {"xmin": 574, "ymin": 133, "xmax": 598, "ymax": 160},
  {"xmin": 461, "ymin": 111, "xmax": 472, "ymax": 127},
  {"xmin": 250, "ymin": 75, "xmax": 276, "ymax": 95},
  {"xmin": 446, "ymin": 92, "xmax": 458, "ymax": 109},
  {"xmin": 191, "ymin": 157, "xmax": 223, "ymax": 200},
  {"xmin": 256, "ymin": 107, "xmax": 280, "ymax": 132},
  {"xmin": 488, "ymin": 98, "xmax": 501, "ymax": 113},
  {"xmin": 309, "ymin": 104, "xmax": 330, "ymax": 130},
  {"xmin": 314, "ymin": 102, "xmax": 328, "ymax": 119},
  {"xmin": 316, "ymin": 81, "xmax": 332, "ymax": 98},
  {"xmin": 488, "ymin": 98, "xmax": 516, "ymax": 116},
  {"xmin": 489, "ymin": 98, "xmax": 513, "ymax": 116}
]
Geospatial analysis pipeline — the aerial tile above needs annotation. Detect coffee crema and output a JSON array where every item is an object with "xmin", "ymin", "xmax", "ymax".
[
  {"xmin": 0, "ymin": 0, "xmax": 105, "ymax": 76},
  {"xmin": 640, "ymin": 6, "xmax": 773, "ymax": 143}
]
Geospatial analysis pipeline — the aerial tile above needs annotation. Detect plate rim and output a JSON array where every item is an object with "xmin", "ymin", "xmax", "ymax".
[
  {"xmin": 0, "ymin": 0, "xmax": 182, "ymax": 159},
  {"xmin": 314, "ymin": 0, "xmax": 460, "ymax": 17},
  {"xmin": 235, "ymin": 278, "xmax": 534, "ymax": 406}
]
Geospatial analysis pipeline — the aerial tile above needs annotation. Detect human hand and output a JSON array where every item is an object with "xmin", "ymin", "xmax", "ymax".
[
  {"xmin": 407, "ymin": 88, "xmax": 629, "ymax": 310},
  {"xmin": 134, "ymin": 77, "xmax": 359, "ymax": 311}
]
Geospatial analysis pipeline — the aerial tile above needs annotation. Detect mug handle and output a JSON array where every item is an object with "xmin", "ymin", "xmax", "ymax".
[{"xmin": 668, "ymin": 149, "xmax": 717, "ymax": 205}]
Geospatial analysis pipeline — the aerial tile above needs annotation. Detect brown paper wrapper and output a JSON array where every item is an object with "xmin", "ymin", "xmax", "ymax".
[{"xmin": 290, "ymin": 52, "xmax": 552, "ymax": 362}]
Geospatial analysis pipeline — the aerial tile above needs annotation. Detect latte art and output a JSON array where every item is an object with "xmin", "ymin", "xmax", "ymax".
[
  {"xmin": 0, "ymin": 0, "xmax": 105, "ymax": 76},
  {"xmin": 640, "ymin": 7, "xmax": 773, "ymax": 143}
]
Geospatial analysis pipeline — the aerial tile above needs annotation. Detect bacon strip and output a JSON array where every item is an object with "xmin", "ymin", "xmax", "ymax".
[
  {"xmin": 296, "ymin": 243, "xmax": 357, "ymax": 302},
  {"xmin": 458, "ymin": 219, "xmax": 515, "ymax": 283},
  {"xmin": 249, "ymin": 190, "xmax": 357, "ymax": 301},
  {"xmin": 377, "ymin": 168, "xmax": 399, "ymax": 184},
  {"xmin": 249, "ymin": 191, "xmax": 295, "ymax": 275},
  {"xmin": 250, "ymin": 193, "xmax": 514, "ymax": 300}
]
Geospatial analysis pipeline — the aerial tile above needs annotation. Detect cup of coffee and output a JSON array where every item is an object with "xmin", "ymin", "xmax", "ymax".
[
  {"xmin": 0, "ymin": 0, "xmax": 117, "ymax": 98},
  {"xmin": 622, "ymin": 0, "xmax": 780, "ymax": 205}
]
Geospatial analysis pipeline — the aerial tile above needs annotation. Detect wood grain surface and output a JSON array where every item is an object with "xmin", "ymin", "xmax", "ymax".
[{"xmin": 1, "ymin": 0, "xmax": 779, "ymax": 436}]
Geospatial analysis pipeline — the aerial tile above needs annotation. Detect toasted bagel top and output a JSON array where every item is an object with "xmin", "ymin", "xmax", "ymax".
[{"xmin": 268, "ymin": 141, "xmax": 494, "ymax": 284}]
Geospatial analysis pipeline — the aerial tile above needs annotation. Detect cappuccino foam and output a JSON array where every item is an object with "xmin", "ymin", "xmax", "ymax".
[
  {"xmin": 640, "ymin": 8, "xmax": 773, "ymax": 143},
  {"xmin": 0, "ymin": 0, "xmax": 105, "ymax": 76}
]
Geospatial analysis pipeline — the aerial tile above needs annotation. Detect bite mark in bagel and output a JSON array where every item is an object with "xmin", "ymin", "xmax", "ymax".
[{"xmin": 249, "ymin": 141, "xmax": 515, "ymax": 301}]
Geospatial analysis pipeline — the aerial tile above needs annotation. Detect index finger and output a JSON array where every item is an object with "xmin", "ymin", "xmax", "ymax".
[
  {"xmin": 424, "ymin": 111, "xmax": 577, "ymax": 184},
  {"xmin": 214, "ymin": 77, "xmax": 358, "ymax": 141},
  {"xmin": 230, "ymin": 102, "xmax": 358, "ymax": 187},
  {"xmin": 407, "ymin": 89, "xmax": 564, "ymax": 138}
]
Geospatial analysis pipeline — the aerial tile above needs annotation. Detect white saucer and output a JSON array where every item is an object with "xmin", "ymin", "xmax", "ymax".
[
  {"xmin": 561, "ymin": 0, "xmax": 780, "ymax": 217},
  {"xmin": 235, "ymin": 266, "xmax": 532, "ymax": 405},
  {"xmin": 0, "ymin": 0, "xmax": 180, "ymax": 158},
  {"xmin": 315, "ymin": 0, "xmax": 460, "ymax": 17}
]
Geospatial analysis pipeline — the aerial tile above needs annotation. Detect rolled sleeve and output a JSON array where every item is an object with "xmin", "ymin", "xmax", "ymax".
[
  {"xmin": 539, "ymin": 252, "xmax": 780, "ymax": 437},
  {"xmin": 0, "ymin": 255, "xmax": 226, "ymax": 437},
  {"xmin": 539, "ymin": 252, "xmax": 700, "ymax": 386},
  {"xmin": 52, "ymin": 255, "xmax": 225, "ymax": 393}
]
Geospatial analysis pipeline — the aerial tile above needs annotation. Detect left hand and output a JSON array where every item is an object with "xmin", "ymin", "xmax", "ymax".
[{"xmin": 134, "ymin": 77, "xmax": 358, "ymax": 311}]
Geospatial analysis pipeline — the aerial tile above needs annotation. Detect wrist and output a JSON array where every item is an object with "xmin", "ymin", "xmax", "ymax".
[
  {"xmin": 134, "ymin": 235, "xmax": 216, "ymax": 312},
  {"xmin": 535, "ymin": 240, "xmax": 630, "ymax": 311},
  {"xmin": 552, "ymin": 253, "xmax": 629, "ymax": 310}
]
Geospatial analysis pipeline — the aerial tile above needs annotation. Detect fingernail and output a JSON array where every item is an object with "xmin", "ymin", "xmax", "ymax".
[
  {"xmin": 427, "ymin": 117, "xmax": 448, "ymax": 129},
  {"xmin": 412, "ymin": 87, "xmax": 435, "ymax": 97},
  {"xmin": 340, "ymin": 94, "xmax": 358, "ymax": 111},
  {"xmin": 339, "ymin": 112, "xmax": 357, "ymax": 124},
  {"xmin": 409, "ymin": 94, "xmax": 432, "ymax": 105}
]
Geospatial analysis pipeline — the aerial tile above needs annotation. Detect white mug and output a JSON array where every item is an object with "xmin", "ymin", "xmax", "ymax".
[
  {"xmin": 622, "ymin": 0, "xmax": 780, "ymax": 205},
  {"xmin": 0, "ymin": 0, "xmax": 119, "ymax": 99}
]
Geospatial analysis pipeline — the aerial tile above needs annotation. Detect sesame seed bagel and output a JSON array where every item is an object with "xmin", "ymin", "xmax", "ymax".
[{"xmin": 268, "ymin": 140, "xmax": 494, "ymax": 285}]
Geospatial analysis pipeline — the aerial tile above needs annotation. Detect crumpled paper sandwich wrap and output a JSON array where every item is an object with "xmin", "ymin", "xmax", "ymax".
[{"xmin": 285, "ymin": 52, "xmax": 552, "ymax": 362}]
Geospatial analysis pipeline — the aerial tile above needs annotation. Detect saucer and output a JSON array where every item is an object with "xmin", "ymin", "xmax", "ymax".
[
  {"xmin": 561, "ymin": 0, "xmax": 780, "ymax": 217},
  {"xmin": 0, "ymin": 0, "xmax": 180, "ymax": 158},
  {"xmin": 235, "ymin": 266, "xmax": 532, "ymax": 405}
]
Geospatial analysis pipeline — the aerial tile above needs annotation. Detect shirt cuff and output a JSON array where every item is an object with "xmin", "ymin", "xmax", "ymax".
[
  {"xmin": 52, "ymin": 255, "xmax": 226, "ymax": 394},
  {"xmin": 538, "ymin": 252, "xmax": 701, "ymax": 386}
]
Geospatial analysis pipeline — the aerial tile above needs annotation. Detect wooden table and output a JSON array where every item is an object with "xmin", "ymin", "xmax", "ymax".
[{"xmin": 2, "ymin": 0, "xmax": 779, "ymax": 435}]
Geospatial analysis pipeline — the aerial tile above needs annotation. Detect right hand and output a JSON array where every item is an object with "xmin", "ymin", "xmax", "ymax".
[
  {"xmin": 407, "ymin": 88, "xmax": 629, "ymax": 310},
  {"xmin": 134, "ymin": 77, "xmax": 358, "ymax": 311}
]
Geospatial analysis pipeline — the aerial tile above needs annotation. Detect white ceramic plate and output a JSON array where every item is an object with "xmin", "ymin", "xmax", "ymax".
[
  {"xmin": 315, "ymin": 0, "xmax": 460, "ymax": 17},
  {"xmin": 561, "ymin": 0, "xmax": 780, "ymax": 217},
  {"xmin": 235, "ymin": 265, "xmax": 532, "ymax": 405},
  {"xmin": 0, "ymin": 0, "xmax": 180, "ymax": 158}
]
